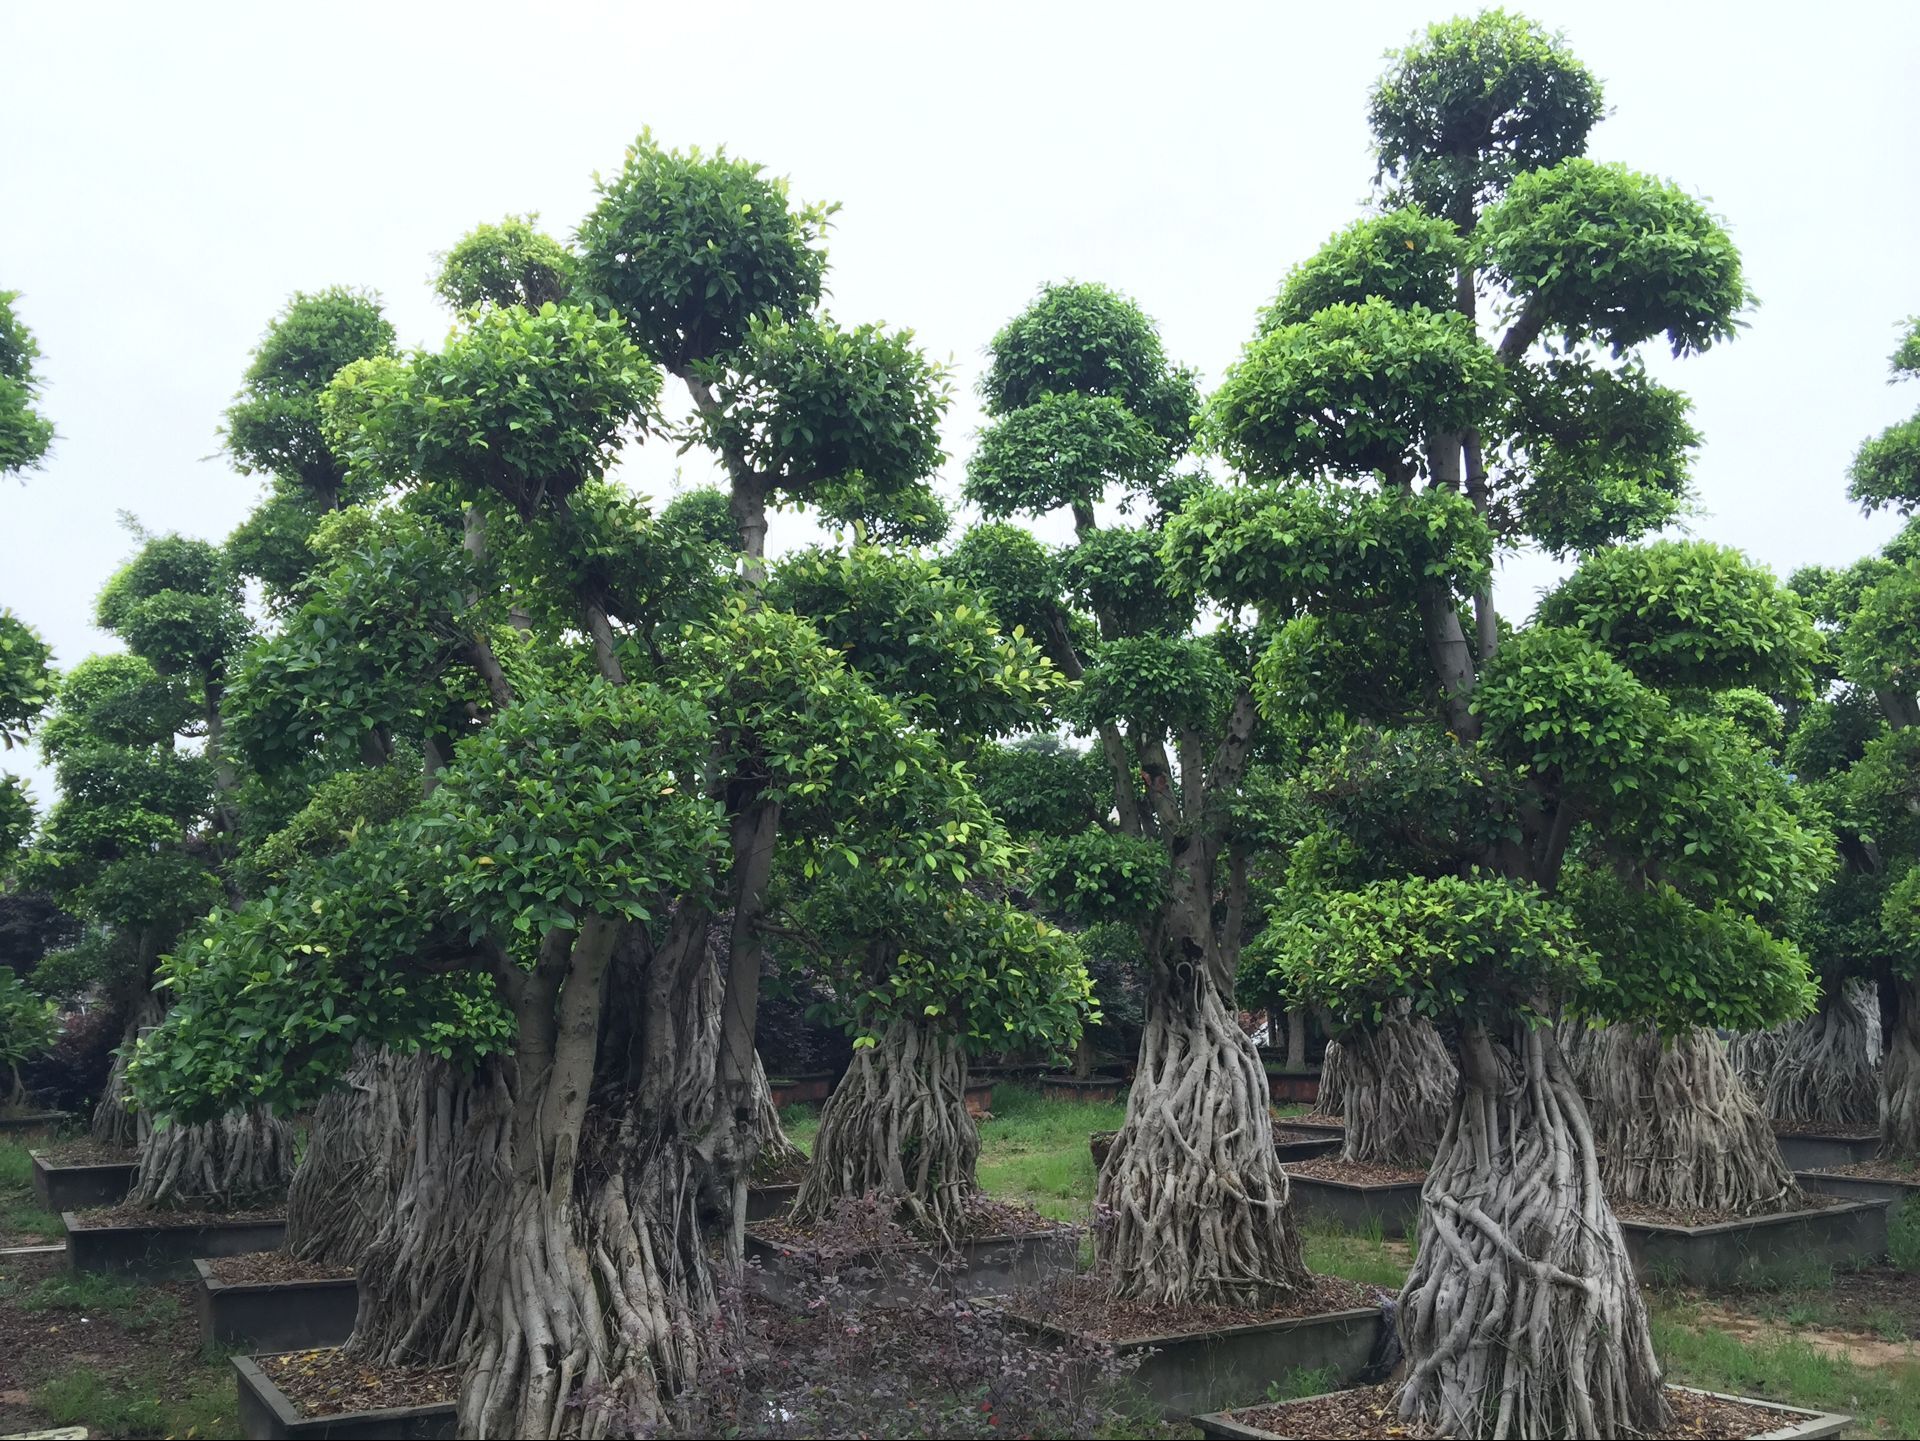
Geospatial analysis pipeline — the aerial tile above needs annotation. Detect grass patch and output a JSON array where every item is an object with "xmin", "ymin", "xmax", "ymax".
[
  {"xmin": 0, "ymin": 1266, "xmax": 181, "ymax": 1329},
  {"xmin": 32, "ymin": 1362, "xmax": 235, "ymax": 1440},
  {"xmin": 778, "ymin": 1102, "xmax": 819, "ymax": 1155},
  {"xmin": 1266, "ymin": 1362, "xmax": 1342, "ymax": 1402},
  {"xmin": 1651, "ymin": 1298, "xmax": 1920, "ymax": 1438},
  {"xmin": 0, "ymin": 1138, "xmax": 63, "ymax": 1242},
  {"xmin": 1887, "ymin": 1198, "xmax": 1920, "ymax": 1272},
  {"xmin": 974, "ymin": 1082, "xmax": 1128, "ymax": 1224},
  {"xmin": 1301, "ymin": 1225, "xmax": 1410, "ymax": 1290}
]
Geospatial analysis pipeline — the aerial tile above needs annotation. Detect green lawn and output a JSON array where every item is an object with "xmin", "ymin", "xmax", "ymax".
[{"xmin": 0, "ymin": 1136, "xmax": 65, "ymax": 1243}]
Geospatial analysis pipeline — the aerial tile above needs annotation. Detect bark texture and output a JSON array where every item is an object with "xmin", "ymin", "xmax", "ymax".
[
  {"xmin": 1578, "ymin": 1024, "xmax": 1798, "ymax": 1215},
  {"xmin": 1884, "ymin": 976, "xmax": 1920, "ymax": 1160},
  {"xmin": 1399, "ymin": 1021, "xmax": 1668, "ymax": 1440},
  {"xmin": 792, "ymin": 1018, "xmax": 979, "ymax": 1249},
  {"xmin": 1317, "ymin": 1035, "xmax": 1349, "ymax": 1117},
  {"xmin": 126, "ymin": 1102, "xmax": 295, "ymax": 1210},
  {"xmin": 1336, "ymin": 1005, "xmax": 1455, "ymax": 1166},
  {"xmin": 288, "ymin": 1044, "xmax": 417, "ymax": 1268},
  {"xmin": 1097, "ymin": 952, "xmax": 1308, "ymax": 1307},
  {"xmin": 91, "ymin": 993, "xmax": 161, "ymax": 1148},
  {"xmin": 1733, "ymin": 984, "xmax": 1882, "ymax": 1130}
]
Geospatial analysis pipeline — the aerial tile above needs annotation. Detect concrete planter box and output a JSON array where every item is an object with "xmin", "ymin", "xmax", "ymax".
[
  {"xmin": 1282, "ymin": 1171, "xmax": 1422, "ymax": 1238},
  {"xmin": 745, "ymin": 1225, "xmax": 1079, "ymax": 1309},
  {"xmin": 1774, "ymin": 1130, "xmax": 1878, "ymax": 1170},
  {"xmin": 194, "ymin": 1259, "xmax": 358, "ymax": 1352},
  {"xmin": 1005, "ymin": 1304, "xmax": 1384, "ymax": 1418},
  {"xmin": 1619, "ymin": 1200, "xmax": 1890, "ymax": 1288},
  {"xmin": 1192, "ymin": 1385, "xmax": 1848, "ymax": 1439},
  {"xmin": 1273, "ymin": 1135, "xmax": 1342, "ymax": 1163},
  {"xmin": 65, "ymin": 1209, "xmax": 287, "ymax": 1278},
  {"xmin": 0, "ymin": 1110, "xmax": 70, "ymax": 1137},
  {"xmin": 1283, "ymin": 1115, "xmax": 1345, "ymax": 1140},
  {"xmin": 767, "ymin": 1071, "xmax": 839, "ymax": 1107},
  {"xmin": 1795, "ymin": 1169, "xmax": 1920, "ymax": 1208},
  {"xmin": 1038, "ymin": 1074, "xmax": 1124, "ymax": 1103},
  {"xmin": 964, "ymin": 1081, "xmax": 994, "ymax": 1117},
  {"xmin": 30, "ymin": 1150, "xmax": 136, "ymax": 1210},
  {"xmin": 1264, "ymin": 1069, "xmax": 1321, "ymax": 1106},
  {"xmin": 745, "ymin": 1181, "xmax": 800, "ymax": 1221},
  {"xmin": 233, "ymin": 1354, "xmax": 455, "ymax": 1440}
]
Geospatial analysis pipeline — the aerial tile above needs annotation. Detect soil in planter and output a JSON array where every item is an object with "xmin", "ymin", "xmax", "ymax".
[
  {"xmin": 751, "ymin": 1153, "xmax": 810, "ymax": 1188},
  {"xmin": 205, "ymin": 1251, "xmax": 353, "ymax": 1284},
  {"xmin": 32, "ymin": 1140, "xmax": 136, "ymax": 1166},
  {"xmin": 258, "ymin": 1347, "xmax": 458, "ymax": 1417},
  {"xmin": 1217, "ymin": 1382, "xmax": 1808, "ymax": 1439},
  {"xmin": 1291, "ymin": 1111, "xmax": 1344, "ymax": 1128},
  {"xmin": 1284, "ymin": 1157, "xmax": 1427, "ymax": 1186},
  {"xmin": 1775, "ymin": 1120, "xmax": 1879, "ymax": 1138},
  {"xmin": 72, "ymin": 1202, "xmax": 287, "ymax": 1228},
  {"xmin": 1803, "ymin": 1157, "xmax": 1920, "ymax": 1182},
  {"xmin": 1611, "ymin": 1193, "xmax": 1844, "ymax": 1228},
  {"xmin": 1012, "ymin": 1271, "xmax": 1374, "ymax": 1340},
  {"xmin": 756, "ymin": 1194, "xmax": 1060, "ymax": 1254}
]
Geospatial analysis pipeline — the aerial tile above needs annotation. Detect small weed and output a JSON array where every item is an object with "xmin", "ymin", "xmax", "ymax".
[
  {"xmin": 0, "ymin": 1267, "xmax": 181, "ymax": 1329},
  {"xmin": 1266, "ymin": 1363, "xmax": 1340, "ymax": 1401},
  {"xmin": 33, "ymin": 1363, "xmax": 235, "ymax": 1440},
  {"xmin": 1886, "ymin": 1199, "xmax": 1920, "ymax": 1272}
]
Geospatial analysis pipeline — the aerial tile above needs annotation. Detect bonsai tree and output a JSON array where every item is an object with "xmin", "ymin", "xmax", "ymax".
[
  {"xmin": 959, "ymin": 282, "xmax": 1312, "ymax": 1308},
  {"xmin": 1175, "ymin": 14, "xmax": 1823, "ymax": 1435},
  {"xmin": 134, "ymin": 142, "xmax": 976, "ymax": 1437},
  {"xmin": 763, "ymin": 543, "xmax": 1089, "ymax": 1244}
]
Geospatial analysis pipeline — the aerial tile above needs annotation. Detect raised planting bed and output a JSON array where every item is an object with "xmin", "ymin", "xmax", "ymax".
[
  {"xmin": 30, "ymin": 1146, "xmax": 137, "ymax": 1210},
  {"xmin": 767, "ymin": 1071, "xmax": 838, "ymax": 1107},
  {"xmin": 1039, "ymin": 1073, "xmax": 1124, "ymax": 1103},
  {"xmin": 997, "ymin": 1272, "xmax": 1387, "ymax": 1418},
  {"xmin": 1281, "ymin": 1159, "xmax": 1424, "ymax": 1238},
  {"xmin": 964, "ymin": 1080, "xmax": 994, "ymax": 1117},
  {"xmin": 1795, "ymin": 1164, "xmax": 1920, "ymax": 1209},
  {"xmin": 1284, "ymin": 1112, "xmax": 1345, "ymax": 1138},
  {"xmin": 65, "ymin": 1207, "xmax": 288, "ymax": 1278},
  {"xmin": 1264, "ymin": 1067, "xmax": 1321, "ymax": 1107},
  {"xmin": 1773, "ymin": 1125, "xmax": 1879, "ymax": 1171},
  {"xmin": 1091, "ymin": 1124, "xmax": 1339, "ymax": 1173},
  {"xmin": 234, "ymin": 1351, "xmax": 456, "ymax": 1441},
  {"xmin": 1192, "ymin": 1383, "xmax": 1848, "ymax": 1439},
  {"xmin": 195, "ymin": 1255, "xmax": 359, "ymax": 1352},
  {"xmin": 746, "ymin": 1181, "xmax": 800, "ymax": 1221},
  {"xmin": 745, "ymin": 1224, "xmax": 1080, "ymax": 1309},
  {"xmin": 0, "ymin": 1110, "xmax": 71, "ymax": 1137},
  {"xmin": 1616, "ymin": 1198, "xmax": 1890, "ymax": 1288}
]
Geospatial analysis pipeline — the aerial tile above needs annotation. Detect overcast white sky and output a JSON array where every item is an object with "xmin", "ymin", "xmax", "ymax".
[{"xmin": 4, "ymin": 1, "xmax": 1918, "ymax": 805}]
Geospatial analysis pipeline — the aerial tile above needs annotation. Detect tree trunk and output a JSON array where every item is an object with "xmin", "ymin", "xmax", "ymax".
[
  {"xmin": 792, "ymin": 1018, "xmax": 979, "ymax": 1250},
  {"xmin": 1337, "ymin": 1005, "xmax": 1455, "ymax": 1166},
  {"xmin": 1318, "ymin": 1036, "xmax": 1349, "ymax": 1116},
  {"xmin": 1398, "ymin": 1020, "xmax": 1668, "ymax": 1440},
  {"xmin": 288, "ymin": 1044, "xmax": 417, "ymax": 1268},
  {"xmin": 125, "ymin": 1102, "xmax": 296, "ymax": 1211},
  {"xmin": 1097, "ymin": 896, "xmax": 1308, "ymax": 1307},
  {"xmin": 748, "ymin": 1047, "xmax": 807, "ymax": 1176},
  {"xmin": 1284, "ymin": 1007, "xmax": 1307, "ymax": 1072},
  {"xmin": 1883, "ymin": 976, "xmax": 1920, "ymax": 1160},
  {"xmin": 1733, "ymin": 984, "xmax": 1881, "ymax": 1130},
  {"xmin": 92, "ymin": 990, "xmax": 161, "ymax": 1148},
  {"xmin": 1579, "ymin": 1024, "xmax": 1798, "ymax": 1215}
]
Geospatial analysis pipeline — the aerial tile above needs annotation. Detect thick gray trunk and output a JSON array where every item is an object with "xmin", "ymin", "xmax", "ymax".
[
  {"xmin": 288, "ymin": 1044, "xmax": 417, "ymax": 1268},
  {"xmin": 1579, "ymin": 1024, "xmax": 1797, "ymax": 1215},
  {"xmin": 1336, "ymin": 1005, "xmax": 1455, "ymax": 1166},
  {"xmin": 1732, "ymin": 984, "xmax": 1881, "ymax": 1130},
  {"xmin": 793, "ymin": 1017, "xmax": 979, "ymax": 1249},
  {"xmin": 1399, "ymin": 1020, "xmax": 1667, "ymax": 1439},
  {"xmin": 1883, "ymin": 977, "xmax": 1920, "ymax": 1159},
  {"xmin": 126, "ymin": 1102, "xmax": 295, "ymax": 1211}
]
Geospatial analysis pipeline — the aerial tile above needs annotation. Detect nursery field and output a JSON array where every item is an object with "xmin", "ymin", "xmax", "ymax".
[{"xmin": 4, "ymin": 1092, "xmax": 1920, "ymax": 1438}]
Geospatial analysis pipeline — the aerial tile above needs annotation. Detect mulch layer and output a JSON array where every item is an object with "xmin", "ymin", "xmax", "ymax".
[
  {"xmin": 1774, "ymin": 1120, "xmax": 1878, "ymax": 1138},
  {"xmin": 1804, "ymin": 1157, "xmax": 1920, "ymax": 1182},
  {"xmin": 750, "ymin": 1155, "xmax": 810, "ymax": 1188},
  {"xmin": 204, "ymin": 1251, "xmax": 353, "ymax": 1285},
  {"xmin": 1285, "ymin": 1157, "xmax": 1428, "ymax": 1186},
  {"xmin": 1218, "ymin": 1383, "xmax": 1804, "ymax": 1438},
  {"xmin": 259, "ymin": 1347, "xmax": 459, "ymax": 1418},
  {"xmin": 1289, "ymin": 1111, "xmax": 1345, "ymax": 1128},
  {"xmin": 71, "ymin": 1202, "xmax": 286, "ymax": 1228},
  {"xmin": 1611, "ymin": 1193, "xmax": 1843, "ymax": 1227},
  {"xmin": 28, "ymin": 1141, "xmax": 136, "ymax": 1167},
  {"xmin": 1008, "ymin": 1270, "xmax": 1376, "ymax": 1341},
  {"xmin": 755, "ymin": 1194, "xmax": 1067, "ymax": 1253}
]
